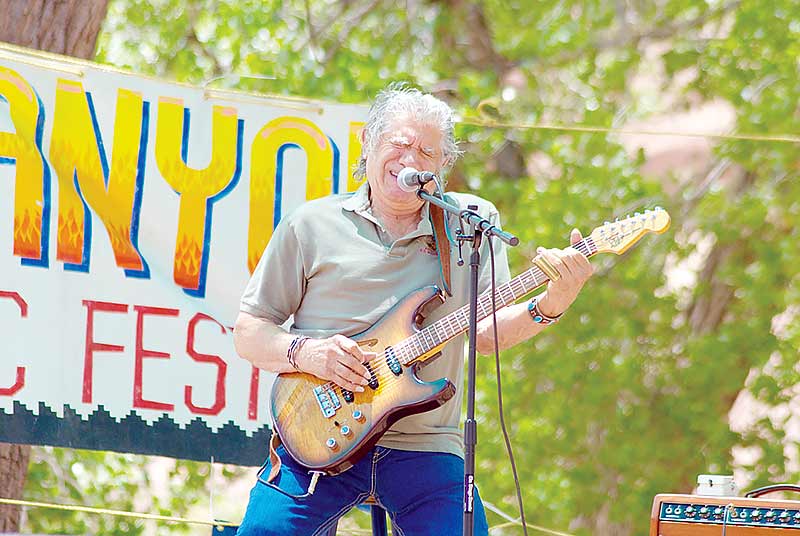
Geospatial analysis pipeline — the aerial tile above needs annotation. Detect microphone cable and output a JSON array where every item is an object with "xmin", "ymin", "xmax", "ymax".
[{"xmin": 487, "ymin": 235, "xmax": 529, "ymax": 536}]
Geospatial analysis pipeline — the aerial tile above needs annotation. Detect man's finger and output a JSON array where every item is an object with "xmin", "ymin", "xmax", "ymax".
[
  {"xmin": 334, "ymin": 370, "xmax": 365, "ymax": 392},
  {"xmin": 570, "ymin": 228, "xmax": 583, "ymax": 245},
  {"xmin": 337, "ymin": 351, "xmax": 372, "ymax": 382},
  {"xmin": 334, "ymin": 335, "xmax": 371, "ymax": 361},
  {"xmin": 335, "ymin": 360, "xmax": 368, "ymax": 388},
  {"xmin": 538, "ymin": 247, "xmax": 571, "ymax": 279}
]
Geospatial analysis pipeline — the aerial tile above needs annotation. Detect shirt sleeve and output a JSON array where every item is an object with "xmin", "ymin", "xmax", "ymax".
[{"xmin": 240, "ymin": 215, "xmax": 307, "ymax": 325}]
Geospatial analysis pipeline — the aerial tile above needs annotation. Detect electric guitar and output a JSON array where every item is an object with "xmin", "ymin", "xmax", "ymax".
[{"xmin": 270, "ymin": 208, "xmax": 671, "ymax": 475}]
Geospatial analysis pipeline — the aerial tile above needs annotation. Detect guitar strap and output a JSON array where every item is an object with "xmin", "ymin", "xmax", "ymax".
[
  {"xmin": 265, "ymin": 431, "xmax": 282, "ymax": 483},
  {"xmin": 430, "ymin": 203, "xmax": 453, "ymax": 298}
]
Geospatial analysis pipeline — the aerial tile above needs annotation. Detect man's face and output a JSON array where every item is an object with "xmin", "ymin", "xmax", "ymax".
[{"xmin": 365, "ymin": 116, "xmax": 445, "ymax": 214}]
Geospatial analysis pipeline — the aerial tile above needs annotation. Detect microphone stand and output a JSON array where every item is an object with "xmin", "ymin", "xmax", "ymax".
[{"xmin": 416, "ymin": 187, "xmax": 518, "ymax": 536}]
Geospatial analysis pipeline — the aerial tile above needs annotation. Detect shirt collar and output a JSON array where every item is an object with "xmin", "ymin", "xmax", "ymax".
[{"xmin": 342, "ymin": 181, "xmax": 433, "ymax": 237}]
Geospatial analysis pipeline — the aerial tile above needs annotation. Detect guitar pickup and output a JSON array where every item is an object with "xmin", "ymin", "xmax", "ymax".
[
  {"xmin": 313, "ymin": 384, "xmax": 342, "ymax": 418},
  {"xmin": 364, "ymin": 362, "xmax": 379, "ymax": 390},
  {"xmin": 386, "ymin": 346, "xmax": 402, "ymax": 376}
]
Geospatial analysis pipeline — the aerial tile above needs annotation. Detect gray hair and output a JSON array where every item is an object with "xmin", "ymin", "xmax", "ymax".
[{"xmin": 353, "ymin": 83, "xmax": 462, "ymax": 182}]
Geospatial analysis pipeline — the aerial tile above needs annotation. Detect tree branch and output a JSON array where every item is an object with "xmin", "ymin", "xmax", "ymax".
[
  {"xmin": 321, "ymin": 0, "xmax": 384, "ymax": 65},
  {"xmin": 535, "ymin": 1, "xmax": 742, "ymax": 68}
]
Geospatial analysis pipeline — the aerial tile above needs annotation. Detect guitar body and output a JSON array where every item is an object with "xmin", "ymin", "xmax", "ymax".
[{"xmin": 270, "ymin": 286, "xmax": 456, "ymax": 475}]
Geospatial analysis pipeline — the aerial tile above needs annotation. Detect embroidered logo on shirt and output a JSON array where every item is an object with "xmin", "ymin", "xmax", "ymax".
[{"xmin": 420, "ymin": 236, "xmax": 439, "ymax": 256}]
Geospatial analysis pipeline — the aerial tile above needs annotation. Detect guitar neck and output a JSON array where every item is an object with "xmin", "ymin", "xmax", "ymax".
[{"xmin": 398, "ymin": 236, "xmax": 599, "ymax": 364}]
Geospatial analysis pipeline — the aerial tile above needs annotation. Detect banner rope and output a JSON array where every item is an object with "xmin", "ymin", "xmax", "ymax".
[
  {"xmin": 0, "ymin": 496, "xmax": 578, "ymax": 535},
  {"xmin": 458, "ymin": 117, "xmax": 800, "ymax": 144},
  {"xmin": 0, "ymin": 497, "xmax": 237, "ymax": 529}
]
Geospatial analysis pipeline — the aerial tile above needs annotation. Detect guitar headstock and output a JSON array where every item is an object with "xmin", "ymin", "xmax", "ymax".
[{"xmin": 589, "ymin": 207, "xmax": 671, "ymax": 255}]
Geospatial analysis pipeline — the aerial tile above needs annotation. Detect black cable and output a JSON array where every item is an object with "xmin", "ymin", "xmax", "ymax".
[{"xmin": 487, "ymin": 235, "xmax": 529, "ymax": 536}]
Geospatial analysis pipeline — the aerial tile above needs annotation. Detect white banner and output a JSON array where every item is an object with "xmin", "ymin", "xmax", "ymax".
[{"xmin": 0, "ymin": 43, "xmax": 367, "ymax": 464}]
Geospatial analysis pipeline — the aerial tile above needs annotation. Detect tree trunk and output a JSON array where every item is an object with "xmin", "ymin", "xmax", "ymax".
[
  {"xmin": 0, "ymin": 0, "xmax": 109, "ymax": 529},
  {"xmin": 0, "ymin": 443, "xmax": 31, "ymax": 532},
  {"xmin": 0, "ymin": 0, "xmax": 109, "ymax": 58}
]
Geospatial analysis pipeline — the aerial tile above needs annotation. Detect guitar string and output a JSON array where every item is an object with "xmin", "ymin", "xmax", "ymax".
[
  {"xmin": 284, "ymin": 237, "xmax": 598, "ymax": 409},
  {"xmin": 286, "ymin": 213, "xmax": 657, "ymax": 409},
  {"xmin": 277, "ymin": 235, "xmax": 618, "ymax": 438},
  {"xmin": 281, "ymin": 260, "xmax": 554, "ymax": 408},
  {"xmin": 279, "ymin": 214, "xmax": 661, "ymax": 447},
  {"xmin": 284, "ymin": 238, "xmax": 598, "ymax": 408}
]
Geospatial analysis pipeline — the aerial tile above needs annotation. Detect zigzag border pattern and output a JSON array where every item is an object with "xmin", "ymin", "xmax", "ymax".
[{"xmin": 0, "ymin": 401, "xmax": 271, "ymax": 466}]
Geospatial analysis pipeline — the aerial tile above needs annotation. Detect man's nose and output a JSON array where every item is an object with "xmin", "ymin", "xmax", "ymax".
[{"xmin": 398, "ymin": 147, "xmax": 421, "ymax": 167}]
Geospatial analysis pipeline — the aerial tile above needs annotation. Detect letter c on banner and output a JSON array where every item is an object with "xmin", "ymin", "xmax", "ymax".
[{"xmin": 0, "ymin": 291, "xmax": 28, "ymax": 396}]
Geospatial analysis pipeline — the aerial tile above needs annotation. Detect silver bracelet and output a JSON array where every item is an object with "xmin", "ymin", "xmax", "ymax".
[{"xmin": 287, "ymin": 336, "xmax": 310, "ymax": 370}]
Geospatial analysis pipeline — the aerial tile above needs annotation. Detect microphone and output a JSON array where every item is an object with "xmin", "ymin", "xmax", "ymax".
[{"xmin": 396, "ymin": 167, "xmax": 438, "ymax": 192}]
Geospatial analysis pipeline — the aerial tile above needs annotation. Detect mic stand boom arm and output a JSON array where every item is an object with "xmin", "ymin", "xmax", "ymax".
[
  {"xmin": 416, "ymin": 189, "xmax": 518, "ymax": 536},
  {"xmin": 418, "ymin": 190, "xmax": 519, "ymax": 247}
]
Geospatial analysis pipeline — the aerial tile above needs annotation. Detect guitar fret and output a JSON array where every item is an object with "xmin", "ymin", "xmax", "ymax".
[
  {"xmin": 448, "ymin": 315, "xmax": 459, "ymax": 335},
  {"xmin": 442, "ymin": 319, "xmax": 452, "ymax": 337},
  {"xmin": 508, "ymin": 284, "xmax": 518, "ymax": 300},
  {"xmin": 514, "ymin": 278, "xmax": 525, "ymax": 296},
  {"xmin": 432, "ymin": 323, "xmax": 443, "ymax": 344}
]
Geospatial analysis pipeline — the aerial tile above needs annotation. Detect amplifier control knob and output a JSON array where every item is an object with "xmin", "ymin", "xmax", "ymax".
[
  {"xmin": 685, "ymin": 506, "xmax": 696, "ymax": 517},
  {"xmin": 326, "ymin": 437, "xmax": 338, "ymax": 450},
  {"xmin": 699, "ymin": 507, "xmax": 709, "ymax": 518},
  {"xmin": 353, "ymin": 410, "xmax": 365, "ymax": 422},
  {"xmin": 341, "ymin": 425, "xmax": 352, "ymax": 437}
]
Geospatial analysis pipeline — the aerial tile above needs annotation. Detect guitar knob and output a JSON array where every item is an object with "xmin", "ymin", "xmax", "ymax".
[
  {"xmin": 326, "ymin": 438, "xmax": 338, "ymax": 450},
  {"xmin": 341, "ymin": 425, "xmax": 352, "ymax": 437},
  {"xmin": 353, "ymin": 410, "xmax": 365, "ymax": 422}
]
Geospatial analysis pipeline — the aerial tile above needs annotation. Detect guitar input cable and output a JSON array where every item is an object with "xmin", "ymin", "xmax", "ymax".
[{"xmin": 486, "ymin": 237, "xmax": 529, "ymax": 536}]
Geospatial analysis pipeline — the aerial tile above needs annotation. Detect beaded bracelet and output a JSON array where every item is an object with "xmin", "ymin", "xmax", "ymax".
[
  {"xmin": 527, "ymin": 296, "xmax": 563, "ymax": 326},
  {"xmin": 287, "ymin": 336, "xmax": 310, "ymax": 370}
]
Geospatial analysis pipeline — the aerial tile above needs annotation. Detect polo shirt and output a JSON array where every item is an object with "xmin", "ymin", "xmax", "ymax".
[{"xmin": 241, "ymin": 182, "xmax": 511, "ymax": 457}]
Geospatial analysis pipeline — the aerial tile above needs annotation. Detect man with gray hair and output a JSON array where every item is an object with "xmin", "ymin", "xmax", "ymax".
[{"xmin": 234, "ymin": 84, "xmax": 592, "ymax": 535}]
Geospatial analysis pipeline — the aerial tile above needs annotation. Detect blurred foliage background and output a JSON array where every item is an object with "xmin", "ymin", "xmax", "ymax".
[{"xmin": 8, "ymin": 0, "xmax": 800, "ymax": 534}]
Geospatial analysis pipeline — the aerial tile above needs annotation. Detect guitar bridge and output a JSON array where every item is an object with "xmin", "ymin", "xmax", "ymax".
[{"xmin": 313, "ymin": 384, "xmax": 342, "ymax": 418}]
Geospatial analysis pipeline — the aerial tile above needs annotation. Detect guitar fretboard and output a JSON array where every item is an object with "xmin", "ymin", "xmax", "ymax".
[{"xmin": 394, "ymin": 237, "xmax": 598, "ymax": 364}]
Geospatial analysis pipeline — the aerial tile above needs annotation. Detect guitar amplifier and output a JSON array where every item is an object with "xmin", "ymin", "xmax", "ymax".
[{"xmin": 651, "ymin": 493, "xmax": 800, "ymax": 535}]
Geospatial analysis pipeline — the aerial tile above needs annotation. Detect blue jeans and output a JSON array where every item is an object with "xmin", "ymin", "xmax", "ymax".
[{"xmin": 236, "ymin": 445, "xmax": 489, "ymax": 536}]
